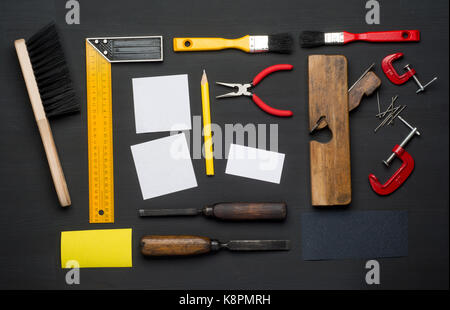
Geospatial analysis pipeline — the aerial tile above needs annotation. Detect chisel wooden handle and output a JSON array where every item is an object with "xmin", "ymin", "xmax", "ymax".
[
  {"xmin": 204, "ymin": 202, "xmax": 287, "ymax": 220},
  {"xmin": 141, "ymin": 235, "xmax": 216, "ymax": 256}
]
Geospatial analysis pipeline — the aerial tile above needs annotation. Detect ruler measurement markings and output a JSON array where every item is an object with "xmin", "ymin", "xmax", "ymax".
[{"xmin": 87, "ymin": 41, "xmax": 114, "ymax": 223}]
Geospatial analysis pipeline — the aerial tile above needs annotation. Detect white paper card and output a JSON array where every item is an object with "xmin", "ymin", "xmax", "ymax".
[
  {"xmin": 132, "ymin": 74, "xmax": 192, "ymax": 134},
  {"xmin": 225, "ymin": 144, "xmax": 285, "ymax": 184},
  {"xmin": 130, "ymin": 133, "xmax": 197, "ymax": 200}
]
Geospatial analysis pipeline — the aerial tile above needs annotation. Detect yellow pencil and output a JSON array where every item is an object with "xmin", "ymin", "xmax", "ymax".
[{"xmin": 201, "ymin": 70, "xmax": 214, "ymax": 176}]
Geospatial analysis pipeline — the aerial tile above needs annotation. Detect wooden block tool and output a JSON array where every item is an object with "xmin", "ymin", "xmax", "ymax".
[
  {"xmin": 349, "ymin": 71, "xmax": 381, "ymax": 112},
  {"xmin": 308, "ymin": 55, "xmax": 351, "ymax": 206}
]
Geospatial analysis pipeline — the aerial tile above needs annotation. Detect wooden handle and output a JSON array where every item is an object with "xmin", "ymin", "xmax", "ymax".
[
  {"xmin": 140, "ymin": 235, "xmax": 213, "ymax": 256},
  {"xmin": 308, "ymin": 55, "xmax": 351, "ymax": 206},
  {"xmin": 349, "ymin": 71, "xmax": 381, "ymax": 112},
  {"xmin": 173, "ymin": 36, "xmax": 250, "ymax": 52},
  {"xmin": 207, "ymin": 202, "xmax": 287, "ymax": 220},
  {"xmin": 15, "ymin": 39, "xmax": 71, "ymax": 207}
]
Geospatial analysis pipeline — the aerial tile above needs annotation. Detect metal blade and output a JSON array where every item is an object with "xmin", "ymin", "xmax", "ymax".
[
  {"xmin": 224, "ymin": 240, "xmax": 291, "ymax": 251},
  {"xmin": 216, "ymin": 82, "xmax": 241, "ymax": 88},
  {"xmin": 138, "ymin": 208, "xmax": 200, "ymax": 217},
  {"xmin": 215, "ymin": 82, "xmax": 240, "ymax": 99},
  {"xmin": 216, "ymin": 92, "xmax": 239, "ymax": 99}
]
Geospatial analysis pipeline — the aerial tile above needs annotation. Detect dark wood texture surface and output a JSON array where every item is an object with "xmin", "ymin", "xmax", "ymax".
[
  {"xmin": 349, "ymin": 71, "xmax": 382, "ymax": 112},
  {"xmin": 209, "ymin": 202, "xmax": 287, "ymax": 220},
  {"xmin": 0, "ymin": 0, "xmax": 448, "ymax": 289}
]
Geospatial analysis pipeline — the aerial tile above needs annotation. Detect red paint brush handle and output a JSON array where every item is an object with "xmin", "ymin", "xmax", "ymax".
[{"xmin": 343, "ymin": 30, "xmax": 420, "ymax": 43}]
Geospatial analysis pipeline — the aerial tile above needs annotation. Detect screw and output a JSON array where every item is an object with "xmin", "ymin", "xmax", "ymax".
[
  {"xmin": 376, "ymin": 95, "xmax": 398, "ymax": 118},
  {"xmin": 387, "ymin": 105, "xmax": 407, "ymax": 126},
  {"xmin": 376, "ymin": 92, "xmax": 381, "ymax": 117},
  {"xmin": 374, "ymin": 106, "xmax": 399, "ymax": 132}
]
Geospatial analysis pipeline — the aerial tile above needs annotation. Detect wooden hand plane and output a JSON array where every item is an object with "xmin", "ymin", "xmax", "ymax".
[{"xmin": 308, "ymin": 56, "xmax": 381, "ymax": 206}]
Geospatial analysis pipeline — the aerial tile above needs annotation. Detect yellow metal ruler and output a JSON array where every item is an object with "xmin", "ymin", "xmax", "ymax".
[
  {"xmin": 85, "ymin": 36, "xmax": 163, "ymax": 223},
  {"xmin": 86, "ymin": 41, "xmax": 114, "ymax": 223}
]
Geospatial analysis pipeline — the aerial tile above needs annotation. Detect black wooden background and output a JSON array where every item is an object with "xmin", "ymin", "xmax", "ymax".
[{"xmin": 0, "ymin": 0, "xmax": 448, "ymax": 289}]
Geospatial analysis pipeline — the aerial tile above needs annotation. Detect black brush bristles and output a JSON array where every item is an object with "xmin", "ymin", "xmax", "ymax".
[
  {"xmin": 26, "ymin": 22, "xmax": 79, "ymax": 118},
  {"xmin": 299, "ymin": 31, "xmax": 325, "ymax": 48},
  {"xmin": 268, "ymin": 33, "xmax": 293, "ymax": 53}
]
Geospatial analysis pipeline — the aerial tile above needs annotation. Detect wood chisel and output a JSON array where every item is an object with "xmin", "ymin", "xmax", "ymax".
[
  {"xmin": 140, "ymin": 235, "xmax": 291, "ymax": 256},
  {"xmin": 173, "ymin": 33, "xmax": 293, "ymax": 53},
  {"xmin": 138, "ymin": 202, "xmax": 287, "ymax": 221},
  {"xmin": 86, "ymin": 36, "xmax": 163, "ymax": 223}
]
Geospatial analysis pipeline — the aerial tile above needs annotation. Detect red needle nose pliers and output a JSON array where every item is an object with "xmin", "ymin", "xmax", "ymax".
[{"xmin": 215, "ymin": 64, "xmax": 294, "ymax": 117}]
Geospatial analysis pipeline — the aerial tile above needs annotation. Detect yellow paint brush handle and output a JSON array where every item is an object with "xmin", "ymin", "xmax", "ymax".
[{"xmin": 173, "ymin": 36, "xmax": 250, "ymax": 52}]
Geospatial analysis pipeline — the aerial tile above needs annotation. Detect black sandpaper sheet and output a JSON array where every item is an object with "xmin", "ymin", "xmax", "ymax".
[{"xmin": 301, "ymin": 211, "xmax": 408, "ymax": 260}]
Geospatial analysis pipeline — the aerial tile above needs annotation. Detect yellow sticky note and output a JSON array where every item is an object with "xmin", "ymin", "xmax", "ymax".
[{"xmin": 61, "ymin": 228, "xmax": 132, "ymax": 268}]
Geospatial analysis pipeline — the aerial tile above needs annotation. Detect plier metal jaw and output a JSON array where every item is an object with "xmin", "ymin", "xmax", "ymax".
[
  {"xmin": 215, "ymin": 82, "xmax": 252, "ymax": 98},
  {"xmin": 215, "ymin": 64, "xmax": 294, "ymax": 117}
]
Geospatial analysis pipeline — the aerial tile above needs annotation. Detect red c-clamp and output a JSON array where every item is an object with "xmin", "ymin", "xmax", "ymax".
[
  {"xmin": 369, "ymin": 145, "xmax": 414, "ymax": 195},
  {"xmin": 369, "ymin": 116, "xmax": 420, "ymax": 195},
  {"xmin": 381, "ymin": 52, "xmax": 415, "ymax": 85}
]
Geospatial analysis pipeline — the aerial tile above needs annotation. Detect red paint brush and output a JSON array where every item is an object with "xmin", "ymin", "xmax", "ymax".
[{"xmin": 300, "ymin": 30, "xmax": 420, "ymax": 47}]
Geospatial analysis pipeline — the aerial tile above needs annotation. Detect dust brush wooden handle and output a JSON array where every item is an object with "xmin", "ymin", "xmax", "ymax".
[
  {"xmin": 15, "ymin": 39, "xmax": 71, "ymax": 207},
  {"xmin": 140, "ymin": 235, "xmax": 213, "ymax": 256},
  {"xmin": 206, "ymin": 202, "xmax": 287, "ymax": 220}
]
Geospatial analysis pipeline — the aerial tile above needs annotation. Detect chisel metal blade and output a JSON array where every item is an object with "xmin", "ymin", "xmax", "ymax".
[
  {"xmin": 139, "ymin": 208, "xmax": 200, "ymax": 217},
  {"xmin": 224, "ymin": 240, "xmax": 291, "ymax": 251}
]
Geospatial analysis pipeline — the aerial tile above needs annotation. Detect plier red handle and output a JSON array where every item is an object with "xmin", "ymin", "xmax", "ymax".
[{"xmin": 216, "ymin": 64, "xmax": 294, "ymax": 117}]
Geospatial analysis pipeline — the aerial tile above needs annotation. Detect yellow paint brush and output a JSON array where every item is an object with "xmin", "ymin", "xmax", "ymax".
[
  {"xmin": 201, "ymin": 70, "xmax": 214, "ymax": 176},
  {"xmin": 173, "ymin": 33, "xmax": 293, "ymax": 53}
]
